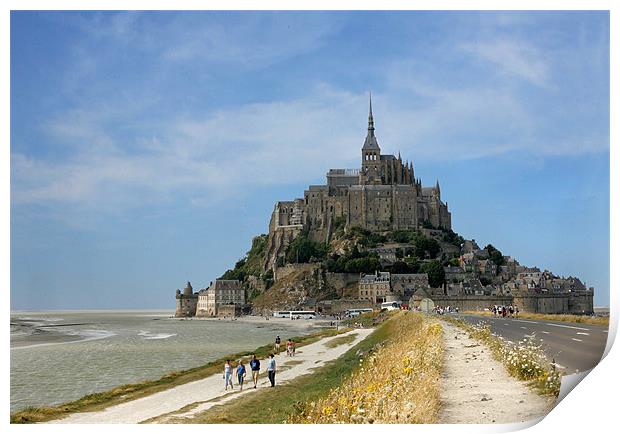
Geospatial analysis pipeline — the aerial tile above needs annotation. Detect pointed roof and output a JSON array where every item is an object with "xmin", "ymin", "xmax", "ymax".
[{"xmin": 362, "ymin": 92, "xmax": 380, "ymax": 150}]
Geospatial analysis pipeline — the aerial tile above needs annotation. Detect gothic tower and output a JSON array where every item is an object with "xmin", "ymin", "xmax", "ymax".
[{"xmin": 360, "ymin": 93, "xmax": 381, "ymax": 184}]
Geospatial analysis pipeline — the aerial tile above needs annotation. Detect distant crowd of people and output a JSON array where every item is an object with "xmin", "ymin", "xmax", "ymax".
[
  {"xmin": 493, "ymin": 304, "xmax": 519, "ymax": 318},
  {"xmin": 434, "ymin": 305, "xmax": 459, "ymax": 315}
]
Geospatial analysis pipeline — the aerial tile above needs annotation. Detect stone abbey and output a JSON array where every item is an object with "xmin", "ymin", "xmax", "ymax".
[{"xmin": 265, "ymin": 96, "xmax": 451, "ymax": 269}]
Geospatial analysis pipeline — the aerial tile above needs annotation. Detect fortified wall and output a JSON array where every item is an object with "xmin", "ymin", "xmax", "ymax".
[{"xmin": 410, "ymin": 293, "xmax": 593, "ymax": 314}]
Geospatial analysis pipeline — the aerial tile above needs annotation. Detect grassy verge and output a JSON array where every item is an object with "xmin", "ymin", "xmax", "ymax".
[
  {"xmin": 289, "ymin": 312, "xmax": 443, "ymax": 424},
  {"xmin": 10, "ymin": 327, "xmax": 348, "ymax": 424},
  {"xmin": 463, "ymin": 310, "xmax": 609, "ymax": 327},
  {"xmin": 444, "ymin": 316, "xmax": 561, "ymax": 397},
  {"xmin": 341, "ymin": 309, "xmax": 391, "ymax": 328},
  {"xmin": 175, "ymin": 312, "xmax": 403, "ymax": 424},
  {"xmin": 323, "ymin": 334, "xmax": 358, "ymax": 348}
]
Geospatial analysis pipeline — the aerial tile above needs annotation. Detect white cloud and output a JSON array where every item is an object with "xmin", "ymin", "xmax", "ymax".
[
  {"xmin": 12, "ymin": 79, "xmax": 607, "ymax": 214},
  {"xmin": 461, "ymin": 39, "xmax": 550, "ymax": 86}
]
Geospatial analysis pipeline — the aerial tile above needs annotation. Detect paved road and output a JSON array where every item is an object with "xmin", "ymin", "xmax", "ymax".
[{"xmin": 453, "ymin": 314, "xmax": 609, "ymax": 374}]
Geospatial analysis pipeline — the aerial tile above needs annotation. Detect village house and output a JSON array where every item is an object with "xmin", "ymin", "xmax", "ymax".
[{"xmin": 196, "ymin": 279, "xmax": 245, "ymax": 317}]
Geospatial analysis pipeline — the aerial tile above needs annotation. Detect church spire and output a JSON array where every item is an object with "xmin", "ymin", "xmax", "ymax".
[
  {"xmin": 368, "ymin": 92, "xmax": 375, "ymax": 133},
  {"xmin": 362, "ymin": 91, "xmax": 380, "ymax": 150}
]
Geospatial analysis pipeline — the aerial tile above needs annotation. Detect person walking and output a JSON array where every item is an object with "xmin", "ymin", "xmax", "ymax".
[
  {"xmin": 286, "ymin": 339, "xmax": 293, "ymax": 357},
  {"xmin": 291, "ymin": 340, "xmax": 296, "ymax": 357},
  {"xmin": 249, "ymin": 354, "xmax": 260, "ymax": 388},
  {"xmin": 267, "ymin": 353, "xmax": 276, "ymax": 387},
  {"xmin": 223, "ymin": 359, "xmax": 233, "ymax": 390},
  {"xmin": 274, "ymin": 335, "xmax": 281, "ymax": 353},
  {"xmin": 236, "ymin": 359, "xmax": 246, "ymax": 391}
]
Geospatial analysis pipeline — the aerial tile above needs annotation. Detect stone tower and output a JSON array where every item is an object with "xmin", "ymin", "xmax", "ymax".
[{"xmin": 175, "ymin": 281, "xmax": 198, "ymax": 317}]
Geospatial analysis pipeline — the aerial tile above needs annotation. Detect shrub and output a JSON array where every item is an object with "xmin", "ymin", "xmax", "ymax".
[
  {"xmin": 446, "ymin": 318, "xmax": 561, "ymax": 396},
  {"xmin": 286, "ymin": 236, "xmax": 328, "ymax": 264}
]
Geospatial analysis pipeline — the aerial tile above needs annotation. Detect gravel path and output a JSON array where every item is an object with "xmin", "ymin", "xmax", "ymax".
[
  {"xmin": 439, "ymin": 321, "xmax": 555, "ymax": 424},
  {"xmin": 49, "ymin": 328, "xmax": 373, "ymax": 424}
]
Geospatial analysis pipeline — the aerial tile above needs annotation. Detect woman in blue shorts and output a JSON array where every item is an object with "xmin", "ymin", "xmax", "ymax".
[{"xmin": 237, "ymin": 359, "xmax": 246, "ymax": 391}]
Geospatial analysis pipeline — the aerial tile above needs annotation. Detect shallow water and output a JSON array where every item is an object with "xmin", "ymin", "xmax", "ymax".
[{"xmin": 10, "ymin": 310, "xmax": 314, "ymax": 412}]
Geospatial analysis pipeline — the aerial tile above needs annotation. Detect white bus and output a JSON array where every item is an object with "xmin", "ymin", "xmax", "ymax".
[
  {"xmin": 273, "ymin": 310, "xmax": 317, "ymax": 319},
  {"xmin": 381, "ymin": 301, "xmax": 402, "ymax": 311},
  {"xmin": 345, "ymin": 308, "xmax": 374, "ymax": 318}
]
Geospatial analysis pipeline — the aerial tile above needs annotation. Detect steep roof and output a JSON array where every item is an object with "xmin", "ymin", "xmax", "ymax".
[{"xmin": 362, "ymin": 93, "xmax": 380, "ymax": 150}]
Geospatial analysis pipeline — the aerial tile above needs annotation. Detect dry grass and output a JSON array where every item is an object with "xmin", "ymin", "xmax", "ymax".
[
  {"xmin": 444, "ymin": 317, "xmax": 561, "ymax": 396},
  {"xmin": 288, "ymin": 312, "xmax": 443, "ymax": 424},
  {"xmin": 463, "ymin": 310, "xmax": 609, "ymax": 326}
]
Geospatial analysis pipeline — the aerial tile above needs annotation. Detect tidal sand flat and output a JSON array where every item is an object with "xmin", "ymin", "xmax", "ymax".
[{"xmin": 10, "ymin": 310, "xmax": 323, "ymax": 412}]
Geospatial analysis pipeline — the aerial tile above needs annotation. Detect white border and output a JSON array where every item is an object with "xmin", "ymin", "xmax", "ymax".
[{"xmin": 2, "ymin": 1, "xmax": 616, "ymax": 433}]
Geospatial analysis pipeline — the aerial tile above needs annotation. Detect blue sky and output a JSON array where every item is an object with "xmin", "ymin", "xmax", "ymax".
[{"xmin": 10, "ymin": 11, "xmax": 610, "ymax": 309}]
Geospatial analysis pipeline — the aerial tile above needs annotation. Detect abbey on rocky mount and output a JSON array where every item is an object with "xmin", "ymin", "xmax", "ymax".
[{"xmin": 265, "ymin": 95, "xmax": 451, "ymax": 270}]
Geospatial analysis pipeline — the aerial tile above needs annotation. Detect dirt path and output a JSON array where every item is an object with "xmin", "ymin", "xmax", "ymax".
[
  {"xmin": 439, "ymin": 321, "xmax": 555, "ymax": 424},
  {"xmin": 49, "ymin": 328, "xmax": 373, "ymax": 424}
]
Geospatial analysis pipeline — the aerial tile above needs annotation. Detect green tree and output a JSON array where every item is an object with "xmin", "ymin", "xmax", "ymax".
[
  {"xmin": 404, "ymin": 256, "xmax": 421, "ymax": 273},
  {"xmin": 422, "ymin": 260, "xmax": 446, "ymax": 288},
  {"xmin": 413, "ymin": 235, "xmax": 440, "ymax": 259},
  {"xmin": 485, "ymin": 244, "xmax": 506, "ymax": 266},
  {"xmin": 442, "ymin": 229, "xmax": 465, "ymax": 247},
  {"xmin": 286, "ymin": 236, "xmax": 328, "ymax": 263},
  {"xmin": 391, "ymin": 261, "xmax": 411, "ymax": 274},
  {"xmin": 344, "ymin": 257, "xmax": 381, "ymax": 273}
]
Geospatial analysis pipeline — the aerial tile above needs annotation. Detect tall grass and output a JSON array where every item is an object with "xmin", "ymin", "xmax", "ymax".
[{"xmin": 288, "ymin": 312, "xmax": 443, "ymax": 424}]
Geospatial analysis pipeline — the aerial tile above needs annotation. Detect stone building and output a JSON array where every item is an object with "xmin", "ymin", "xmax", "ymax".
[
  {"xmin": 175, "ymin": 281, "xmax": 198, "ymax": 318},
  {"xmin": 358, "ymin": 271, "xmax": 391, "ymax": 304},
  {"xmin": 265, "ymin": 96, "xmax": 451, "ymax": 270},
  {"xmin": 358, "ymin": 271, "xmax": 430, "ymax": 304},
  {"xmin": 391, "ymin": 273, "xmax": 430, "ymax": 298},
  {"xmin": 196, "ymin": 279, "xmax": 245, "ymax": 317}
]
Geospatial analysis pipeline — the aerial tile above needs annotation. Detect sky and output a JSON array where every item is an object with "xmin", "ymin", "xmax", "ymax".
[{"xmin": 9, "ymin": 11, "xmax": 610, "ymax": 310}]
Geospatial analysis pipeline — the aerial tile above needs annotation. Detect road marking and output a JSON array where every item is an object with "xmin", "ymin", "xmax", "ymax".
[
  {"xmin": 545, "ymin": 323, "xmax": 589, "ymax": 331},
  {"xmin": 513, "ymin": 319, "xmax": 540, "ymax": 324},
  {"xmin": 541, "ymin": 331, "xmax": 550, "ymax": 334},
  {"xmin": 576, "ymin": 332, "xmax": 590, "ymax": 336},
  {"xmin": 503, "ymin": 323, "xmax": 509, "ymax": 325},
  {"xmin": 520, "ymin": 326, "xmax": 528, "ymax": 330},
  {"xmin": 571, "ymin": 338, "xmax": 583, "ymax": 342}
]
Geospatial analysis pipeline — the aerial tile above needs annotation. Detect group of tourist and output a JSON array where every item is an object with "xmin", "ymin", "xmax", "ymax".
[
  {"xmin": 434, "ymin": 305, "xmax": 459, "ymax": 315},
  {"xmin": 493, "ymin": 304, "xmax": 519, "ymax": 318},
  {"xmin": 223, "ymin": 353, "xmax": 276, "ymax": 391},
  {"xmin": 222, "ymin": 335, "xmax": 297, "ymax": 391}
]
